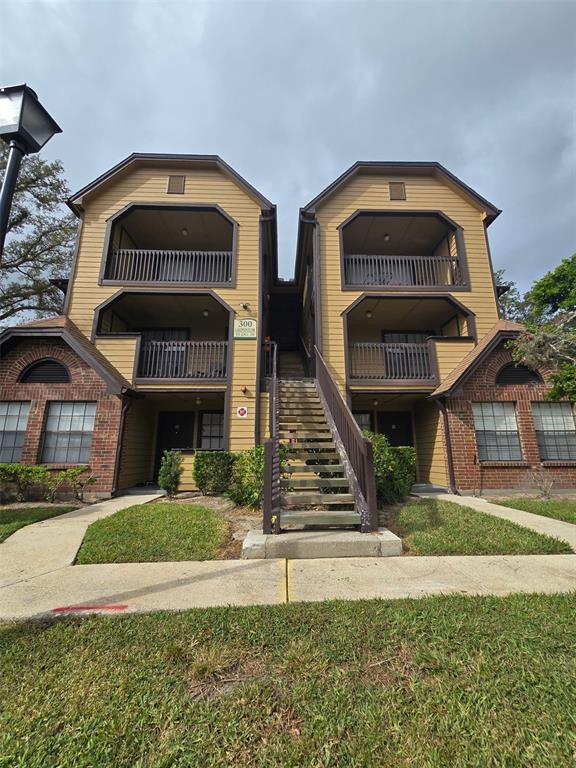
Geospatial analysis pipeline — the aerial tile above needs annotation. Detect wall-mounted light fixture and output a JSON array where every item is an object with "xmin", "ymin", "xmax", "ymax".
[
  {"xmin": 365, "ymin": 310, "xmax": 373, "ymax": 319},
  {"xmin": 195, "ymin": 397, "xmax": 202, "ymax": 406},
  {"xmin": 240, "ymin": 302, "xmax": 250, "ymax": 311},
  {"xmin": 181, "ymin": 227, "xmax": 188, "ymax": 236},
  {"xmin": 202, "ymin": 309, "xmax": 209, "ymax": 318},
  {"xmin": 241, "ymin": 386, "xmax": 248, "ymax": 395},
  {"xmin": 383, "ymin": 233, "xmax": 390, "ymax": 242},
  {"xmin": 372, "ymin": 399, "xmax": 379, "ymax": 407}
]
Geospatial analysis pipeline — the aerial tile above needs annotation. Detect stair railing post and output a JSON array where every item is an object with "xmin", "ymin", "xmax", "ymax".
[
  {"xmin": 362, "ymin": 438, "xmax": 379, "ymax": 532},
  {"xmin": 263, "ymin": 439, "xmax": 274, "ymax": 534}
]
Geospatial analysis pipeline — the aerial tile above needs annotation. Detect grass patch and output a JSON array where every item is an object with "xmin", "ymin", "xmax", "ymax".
[
  {"xmin": 0, "ymin": 505, "xmax": 74, "ymax": 543},
  {"xmin": 76, "ymin": 503, "xmax": 229, "ymax": 564},
  {"xmin": 383, "ymin": 498, "xmax": 571, "ymax": 555},
  {"xmin": 1, "ymin": 593, "xmax": 575, "ymax": 766},
  {"xmin": 496, "ymin": 497, "xmax": 576, "ymax": 526}
]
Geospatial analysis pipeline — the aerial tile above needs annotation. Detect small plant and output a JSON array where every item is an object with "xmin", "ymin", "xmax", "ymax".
[
  {"xmin": 227, "ymin": 446, "xmax": 265, "ymax": 508},
  {"xmin": 0, "ymin": 464, "xmax": 51, "ymax": 502},
  {"xmin": 529, "ymin": 467, "xmax": 554, "ymax": 498},
  {"xmin": 158, "ymin": 450, "xmax": 183, "ymax": 496},
  {"xmin": 194, "ymin": 451, "xmax": 234, "ymax": 495},
  {"xmin": 44, "ymin": 469, "xmax": 70, "ymax": 503},
  {"xmin": 59, "ymin": 466, "xmax": 97, "ymax": 501},
  {"xmin": 364, "ymin": 432, "xmax": 417, "ymax": 506}
]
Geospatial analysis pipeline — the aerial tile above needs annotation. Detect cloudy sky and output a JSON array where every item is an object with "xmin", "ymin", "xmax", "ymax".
[{"xmin": 1, "ymin": 0, "xmax": 575, "ymax": 285}]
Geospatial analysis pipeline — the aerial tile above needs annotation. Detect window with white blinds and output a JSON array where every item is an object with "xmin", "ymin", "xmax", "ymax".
[
  {"xmin": 531, "ymin": 402, "xmax": 576, "ymax": 461},
  {"xmin": 472, "ymin": 402, "xmax": 522, "ymax": 461}
]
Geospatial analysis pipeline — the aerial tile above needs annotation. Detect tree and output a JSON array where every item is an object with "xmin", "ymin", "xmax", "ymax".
[
  {"xmin": 0, "ymin": 143, "xmax": 76, "ymax": 325},
  {"xmin": 509, "ymin": 254, "xmax": 576, "ymax": 400},
  {"xmin": 494, "ymin": 268, "xmax": 528, "ymax": 321}
]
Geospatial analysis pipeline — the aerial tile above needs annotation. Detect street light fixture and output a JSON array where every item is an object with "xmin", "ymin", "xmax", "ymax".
[{"xmin": 0, "ymin": 84, "xmax": 62, "ymax": 257}]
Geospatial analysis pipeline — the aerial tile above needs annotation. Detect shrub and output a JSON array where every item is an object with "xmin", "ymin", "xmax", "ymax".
[
  {"xmin": 59, "ymin": 466, "xmax": 97, "ymax": 501},
  {"xmin": 0, "ymin": 464, "xmax": 51, "ymax": 501},
  {"xmin": 364, "ymin": 431, "xmax": 416, "ymax": 506},
  {"xmin": 158, "ymin": 450, "xmax": 183, "ymax": 496},
  {"xmin": 227, "ymin": 446, "xmax": 265, "ymax": 508},
  {"xmin": 194, "ymin": 451, "xmax": 234, "ymax": 495}
]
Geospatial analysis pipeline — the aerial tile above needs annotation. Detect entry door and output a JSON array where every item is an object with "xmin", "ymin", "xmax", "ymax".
[
  {"xmin": 155, "ymin": 412, "xmax": 195, "ymax": 475},
  {"xmin": 377, "ymin": 411, "xmax": 414, "ymax": 447}
]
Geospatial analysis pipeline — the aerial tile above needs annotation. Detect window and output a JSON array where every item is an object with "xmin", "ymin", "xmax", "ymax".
[
  {"xmin": 497, "ymin": 364, "xmax": 542, "ymax": 386},
  {"xmin": 198, "ymin": 412, "xmax": 224, "ymax": 450},
  {"xmin": 0, "ymin": 401, "xmax": 30, "ymax": 462},
  {"xmin": 532, "ymin": 403, "xmax": 576, "ymax": 461},
  {"xmin": 19, "ymin": 359, "xmax": 70, "ymax": 383},
  {"xmin": 353, "ymin": 412, "xmax": 372, "ymax": 432},
  {"xmin": 472, "ymin": 402, "xmax": 522, "ymax": 461},
  {"xmin": 389, "ymin": 181, "xmax": 406, "ymax": 200},
  {"xmin": 167, "ymin": 175, "xmax": 185, "ymax": 194},
  {"xmin": 41, "ymin": 402, "xmax": 96, "ymax": 464}
]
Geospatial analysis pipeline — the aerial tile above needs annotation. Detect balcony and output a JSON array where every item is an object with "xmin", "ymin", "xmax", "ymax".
[
  {"xmin": 349, "ymin": 342, "xmax": 435, "ymax": 384},
  {"xmin": 341, "ymin": 211, "xmax": 466, "ymax": 289},
  {"xmin": 138, "ymin": 340, "xmax": 228, "ymax": 380},
  {"xmin": 106, "ymin": 249, "xmax": 232, "ymax": 284}
]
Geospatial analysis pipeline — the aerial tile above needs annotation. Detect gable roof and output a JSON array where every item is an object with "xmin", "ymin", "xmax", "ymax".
[
  {"xmin": 430, "ymin": 319, "xmax": 525, "ymax": 398},
  {"xmin": 67, "ymin": 153, "xmax": 275, "ymax": 215},
  {"xmin": 302, "ymin": 161, "xmax": 501, "ymax": 224},
  {"xmin": 0, "ymin": 316, "xmax": 133, "ymax": 394}
]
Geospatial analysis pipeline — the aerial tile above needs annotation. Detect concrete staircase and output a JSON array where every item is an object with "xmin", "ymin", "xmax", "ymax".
[{"xmin": 278, "ymin": 379, "xmax": 361, "ymax": 528}]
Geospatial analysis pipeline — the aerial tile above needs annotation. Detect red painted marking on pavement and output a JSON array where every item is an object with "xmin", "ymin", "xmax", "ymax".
[{"xmin": 52, "ymin": 604, "xmax": 129, "ymax": 613}]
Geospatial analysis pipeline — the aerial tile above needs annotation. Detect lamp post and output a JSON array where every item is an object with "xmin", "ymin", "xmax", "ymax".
[{"xmin": 0, "ymin": 84, "xmax": 62, "ymax": 258}]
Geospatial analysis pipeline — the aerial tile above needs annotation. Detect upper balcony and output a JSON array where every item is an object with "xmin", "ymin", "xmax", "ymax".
[
  {"xmin": 101, "ymin": 204, "xmax": 236, "ymax": 287},
  {"xmin": 340, "ymin": 211, "xmax": 467, "ymax": 290}
]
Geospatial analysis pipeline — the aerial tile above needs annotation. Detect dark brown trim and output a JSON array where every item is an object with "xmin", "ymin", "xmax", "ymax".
[
  {"xmin": 133, "ymin": 378, "xmax": 227, "ymax": 385},
  {"xmin": 437, "ymin": 399, "xmax": 457, "ymax": 492},
  {"xmin": 483, "ymin": 221, "xmax": 502, "ymax": 319},
  {"xmin": 312, "ymin": 215, "xmax": 323, "ymax": 355},
  {"xmin": 98, "ymin": 202, "xmax": 239, "ymax": 289},
  {"xmin": 62, "ymin": 215, "xmax": 84, "ymax": 314},
  {"xmin": 254, "ymin": 215, "xmax": 264, "ymax": 445},
  {"xmin": 68, "ymin": 153, "xmax": 275, "ymax": 215}
]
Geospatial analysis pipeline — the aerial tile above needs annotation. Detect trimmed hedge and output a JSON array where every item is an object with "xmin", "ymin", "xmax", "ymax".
[
  {"xmin": 0, "ymin": 464, "xmax": 97, "ymax": 502},
  {"xmin": 157, "ymin": 450, "xmax": 183, "ymax": 496},
  {"xmin": 193, "ymin": 451, "xmax": 234, "ymax": 495},
  {"xmin": 227, "ymin": 446, "xmax": 265, "ymax": 508},
  {"xmin": 364, "ymin": 431, "xmax": 416, "ymax": 506}
]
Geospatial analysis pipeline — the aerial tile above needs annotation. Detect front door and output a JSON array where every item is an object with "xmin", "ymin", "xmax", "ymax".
[
  {"xmin": 155, "ymin": 411, "xmax": 195, "ymax": 475},
  {"xmin": 377, "ymin": 411, "xmax": 414, "ymax": 446}
]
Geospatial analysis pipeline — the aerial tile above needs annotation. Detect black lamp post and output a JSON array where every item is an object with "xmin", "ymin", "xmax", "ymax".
[{"xmin": 0, "ymin": 84, "xmax": 62, "ymax": 258}]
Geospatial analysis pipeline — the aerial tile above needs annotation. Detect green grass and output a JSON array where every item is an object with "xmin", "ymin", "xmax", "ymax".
[
  {"xmin": 384, "ymin": 498, "xmax": 571, "ymax": 555},
  {"xmin": 0, "ymin": 505, "xmax": 74, "ymax": 543},
  {"xmin": 76, "ymin": 503, "xmax": 229, "ymax": 564},
  {"xmin": 1, "ymin": 593, "xmax": 575, "ymax": 767},
  {"xmin": 496, "ymin": 497, "xmax": 576, "ymax": 526}
]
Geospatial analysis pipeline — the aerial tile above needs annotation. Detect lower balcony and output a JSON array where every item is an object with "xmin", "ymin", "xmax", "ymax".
[
  {"xmin": 137, "ymin": 340, "xmax": 228, "ymax": 380},
  {"xmin": 349, "ymin": 342, "xmax": 435, "ymax": 384}
]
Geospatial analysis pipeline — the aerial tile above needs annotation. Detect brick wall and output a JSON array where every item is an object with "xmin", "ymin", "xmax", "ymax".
[
  {"xmin": 446, "ymin": 342, "xmax": 576, "ymax": 493},
  {"xmin": 0, "ymin": 339, "xmax": 123, "ymax": 496}
]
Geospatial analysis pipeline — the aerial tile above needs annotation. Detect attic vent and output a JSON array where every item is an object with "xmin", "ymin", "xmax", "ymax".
[
  {"xmin": 389, "ymin": 181, "xmax": 406, "ymax": 201},
  {"xmin": 19, "ymin": 359, "xmax": 70, "ymax": 384},
  {"xmin": 167, "ymin": 175, "xmax": 185, "ymax": 194},
  {"xmin": 496, "ymin": 364, "xmax": 542, "ymax": 386}
]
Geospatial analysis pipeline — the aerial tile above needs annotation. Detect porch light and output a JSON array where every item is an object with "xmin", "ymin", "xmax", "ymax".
[
  {"xmin": 0, "ymin": 84, "xmax": 61, "ymax": 258},
  {"xmin": 383, "ymin": 233, "xmax": 390, "ymax": 242},
  {"xmin": 365, "ymin": 310, "xmax": 373, "ymax": 319},
  {"xmin": 195, "ymin": 398, "xmax": 202, "ymax": 405},
  {"xmin": 202, "ymin": 309, "xmax": 209, "ymax": 317},
  {"xmin": 181, "ymin": 227, "xmax": 188, "ymax": 236},
  {"xmin": 373, "ymin": 400, "xmax": 379, "ymax": 407}
]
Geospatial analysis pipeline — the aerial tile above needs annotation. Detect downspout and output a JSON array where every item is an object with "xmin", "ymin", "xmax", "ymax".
[
  {"xmin": 437, "ymin": 398, "xmax": 457, "ymax": 494},
  {"xmin": 111, "ymin": 395, "xmax": 131, "ymax": 497}
]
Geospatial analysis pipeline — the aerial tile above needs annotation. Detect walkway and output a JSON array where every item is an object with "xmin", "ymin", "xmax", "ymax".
[{"xmin": 1, "ymin": 494, "xmax": 575, "ymax": 620}]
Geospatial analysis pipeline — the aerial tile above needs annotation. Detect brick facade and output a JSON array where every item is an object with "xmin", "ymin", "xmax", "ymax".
[
  {"xmin": 445, "ymin": 342, "xmax": 576, "ymax": 494},
  {"xmin": 0, "ymin": 339, "xmax": 123, "ymax": 496}
]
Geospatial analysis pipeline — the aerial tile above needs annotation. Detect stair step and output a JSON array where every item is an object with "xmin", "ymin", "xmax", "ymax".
[
  {"xmin": 280, "ymin": 510, "xmax": 361, "ymax": 526},
  {"xmin": 279, "ymin": 414, "xmax": 326, "ymax": 421},
  {"xmin": 281, "ymin": 478, "xmax": 349, "ymax": 489},
  {"xmin": 279, "ymin": 432, "xmax": 333, "ymax": 439},
  {"xmin": 283, "ymin": 464, "xmax": 344, "ymax": 473},
  {"xmin": 279, "ymin": 424, "xmax": 331, "ymax": 432},
  {"xmin": 285, "ymin": 449, "xmax": 339, "ymax": 458},
  {"xmin": 281, "ymin": 492, "xmax": 355, "ymax": 506}
]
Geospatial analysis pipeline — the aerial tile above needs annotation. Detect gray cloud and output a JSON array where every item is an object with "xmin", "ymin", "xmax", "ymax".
[{"xmin": 1, "ymin": 0, "xmax": 575, "ymax": 286}]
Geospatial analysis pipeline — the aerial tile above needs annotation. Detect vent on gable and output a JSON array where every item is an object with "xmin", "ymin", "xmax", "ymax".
[
  {"xmin": 167, "ymin": 175, "xmax": 186, "ymax": 194},
  {"xmin": 389, "ymin": 181, "xmax": 406, "ymax": 200},
  {"xmin": 19, "ymin": 359, "xmax": 71, "ymax": 384},
  {"xmin": 496, "ymin": 364, "xmax": 542, "ymax": 386}
]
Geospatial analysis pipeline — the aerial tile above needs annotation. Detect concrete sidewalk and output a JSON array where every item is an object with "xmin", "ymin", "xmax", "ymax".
[{"xmin": 420, "ymin": 493, "xmax": 576, "ymax": 551}]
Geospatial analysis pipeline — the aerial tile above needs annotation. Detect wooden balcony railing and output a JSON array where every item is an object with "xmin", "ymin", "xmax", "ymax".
[
  {"xmin": 343, "ymin": 254, "xmax": 463, "ymax": 287},
  {"xmin": 137, "ymin": 341, "xmax": 228, "ymax": 379},
  {"xmin": 349, "ymin": 342, "xmax": 436, "ymax": 383},
  {"xmin": 106, "ymin": 248, "xmax": 233, "ymax": 284}
]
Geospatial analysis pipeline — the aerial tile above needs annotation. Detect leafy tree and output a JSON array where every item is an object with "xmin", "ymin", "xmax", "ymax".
[
  {"xmin": 494, "ymin": 268, "xmax": 528, "ymax": 321},
  {"xmin": 0, "ymin": 143, "xmax": 76, "ymax": 325},
  {"xmin": 523, "ymin": 254, "xmax": 576, "ymax": 321}
]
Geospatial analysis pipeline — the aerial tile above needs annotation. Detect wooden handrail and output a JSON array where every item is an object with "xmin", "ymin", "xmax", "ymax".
[
  {"xmin": 314, "ymin": 346, "xmax": 378, "ymax": 532},
  {"xmin": 263, "ymin": 342, "xmax": 280, "ymax": 534}
]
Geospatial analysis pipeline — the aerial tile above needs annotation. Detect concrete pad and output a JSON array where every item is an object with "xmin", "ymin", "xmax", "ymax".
[
  {"xmin": 241, "ymin": 528, "xmax": 402, "ymax": 559},
  {"xmin": 288, "ymin": 555, "xmax": 576, "ymax": 602},
  {"xmin": 0, "ymin": 559, "xmax": 287, "ymax": 620},
  {"xmin": 421, "ymin": 493, "xmax": 576, "ymax": 551}
]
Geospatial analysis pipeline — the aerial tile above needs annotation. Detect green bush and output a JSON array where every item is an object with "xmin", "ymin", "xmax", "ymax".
[
  {"xmin": 158, "ymin": 450, "xmax": 183, "ymax": 496},
  {"xmin": 59, "ymin": 466, "xmax": 97, "ymax": 501},
  {"xmin": 364, "ymin": 431, "xmax": 416, "ymax": 506},
  {"xmin": 0, "ymin": 464, "xmax": 51, "ymax": 501},
  {"xmin": 193, "ymin": 451, "xmax": 234, "ymax": 495},
  {"xmin": 227, "ymin": 446, "xmax": 265, "ymax": 509}
]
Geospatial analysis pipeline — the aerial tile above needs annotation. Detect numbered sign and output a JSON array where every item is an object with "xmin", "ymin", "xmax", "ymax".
[{"xmin": 234, "ymin": 318, "xmax": 257, "ymax": 339}]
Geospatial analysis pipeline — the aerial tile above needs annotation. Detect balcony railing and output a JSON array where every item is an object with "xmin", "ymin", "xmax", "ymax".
[
  {"xmin": 343, "ymin": 254, "xmax": 463, "ymax": 287},
  {"xmin": 106, "ymin": 248, "xmax": 233, "ymax": 284},
  {"xmin": 349, "ymin": 342, "xmax": 435, "ymax": 383},
  {"xmin": 137, "ymin": 341, "xmax": 228, "ymax": 379}
]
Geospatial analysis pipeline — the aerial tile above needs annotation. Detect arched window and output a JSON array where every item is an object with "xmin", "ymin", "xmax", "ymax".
[
  {"xmin": 496, "ymin": 364, "xmax": 542, "ymax": 386},
  {"xmin": 19, "ymin": 359, "xmax": 70, "ymax": 384}
]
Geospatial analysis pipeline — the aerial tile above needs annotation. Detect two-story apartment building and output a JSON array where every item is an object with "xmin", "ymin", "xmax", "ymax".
[{"xmin": 0, "ymin": 155, "xmax": 574, "ymax": 520}]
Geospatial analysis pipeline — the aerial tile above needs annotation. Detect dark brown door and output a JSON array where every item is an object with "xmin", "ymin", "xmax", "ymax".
[
  {"xmin": 155, "ymin": 412, "xmax": 195, "ymax": 475},
  {"xmin": 377, "ymin": 411, "xmax": 414, "ymax": 446}
]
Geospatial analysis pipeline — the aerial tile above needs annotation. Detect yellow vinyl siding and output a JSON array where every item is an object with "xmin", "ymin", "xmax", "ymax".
[
  {"xmin": 68, "ymin": 164, "xmax": 262, "ymax": 452},
  {"xmin": 316, "ymin": 173, "xmax": 499, "ymax": 392},
  {"xmin": 94, "ymin": 337, "xmax": 138, "ymax": 382},
  {"xmin": 178, "ymin": 452, "xmax": 198, "ymax": 492},
  {"xmin": 433, "ymin": 339, "xmax": 476, "ymax": 381},
  {"xmin": 413, "ymin": 400, "xmax": 448, "ymax": 486},
  {"xmin": 117, "ymin": 399, "xmax": 155, "ymax": 489},
  {"xmin": 260, "ymin": 391, "xmax": 270, "ymax": 441}
]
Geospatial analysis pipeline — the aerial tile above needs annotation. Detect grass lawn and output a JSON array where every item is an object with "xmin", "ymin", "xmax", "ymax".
[
  {"xmin": 496, "ymin": 497, "xmax": 576, "ymax": 526},
  {"xmin": 0, "ymin": 505, "xmax": 74, "ymax": 543},
  {"xmin": 76, "ymin": 503, "xmax": 229, "ymax": 564},
  {"xmin": 383, "ymin": 498, "xmax": 571, "ymax": 555},
  {"xmin": 1, "ymin": 593, "xmax": 575, "ymax": 767}
]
